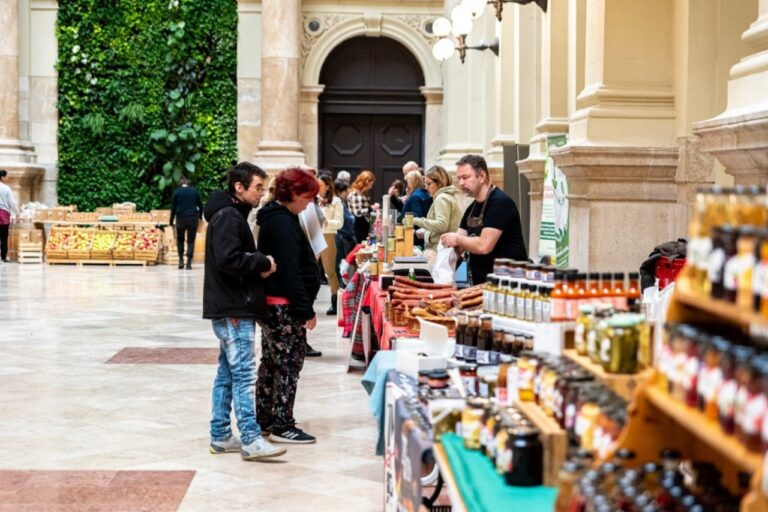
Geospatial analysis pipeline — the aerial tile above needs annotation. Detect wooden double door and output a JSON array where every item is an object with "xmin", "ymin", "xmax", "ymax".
[{"xmin": 321, "ymin": 113, "xmax": 423, "ymax": 202}]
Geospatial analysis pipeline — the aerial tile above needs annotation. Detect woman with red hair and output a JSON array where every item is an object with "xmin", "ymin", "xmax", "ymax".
[{"xmin": 255, "ymin": 167, "xmax": 321, "ymax": 444}]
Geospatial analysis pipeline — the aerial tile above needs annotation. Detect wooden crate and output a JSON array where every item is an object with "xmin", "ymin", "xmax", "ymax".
[
  {"xmin": 45, "ymin": 226, "xmax": 73, "ymax": 260},
  {"xmin": 90, "ymin": 230, "xmax": 117, "ymax": 260},
  {"xmin": 66, "ymin": 228, "xmax": 95, "ymax": 260},
  {"xmin": 113, "ymin": 232, "xmax": 136, "ymax": 260},
  {"xmin": 18, "ymin": 242, "xmax": 43, "ymax": 264},
  {"xmin": 134, "ymin": 228, "xmax": 161, "ymax": 263},
  {"xmin": 67, "ymin": 212, "xmax": 99, "ymax": 222},
  {"xmin": 151, "ymin": 209, "xmax": 171, "ymax": 224}
]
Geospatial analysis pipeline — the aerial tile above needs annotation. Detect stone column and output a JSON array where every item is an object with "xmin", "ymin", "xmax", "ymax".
[
  {"xmin": 299, "ymin": 85, "xmax": 324, "ymax": 168},
  {"xmin": 693, "ymin": 0, "xmax": 768, "ymax": 186},
  {"xmin": 550, "ymin": 0, "xmax": 682, "ymax": 271},
  {"xmin": 518, "ymin": 0, "xmax": 571, "ymax": 256},
  {"xmin": 420, "ymin": 86, "xmax": 443, "ymax": 168},
  {"xmin": 254, "ymin": 0, "xmax": 306, "ymax": 172},
  {"xmin": 0, "ymin": 0, "xmax": 44, "ymax": 206}
]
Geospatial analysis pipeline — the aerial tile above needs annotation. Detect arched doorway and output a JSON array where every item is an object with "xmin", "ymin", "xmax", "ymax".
[{"xmin": 319, "ymin": 36, "xmax": 425, "ymax": 201}]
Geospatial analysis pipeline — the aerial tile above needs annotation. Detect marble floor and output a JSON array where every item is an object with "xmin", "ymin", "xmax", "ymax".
[{"xmin": 0, "ymin": 262, "xmax": 382, "ymax": 511}]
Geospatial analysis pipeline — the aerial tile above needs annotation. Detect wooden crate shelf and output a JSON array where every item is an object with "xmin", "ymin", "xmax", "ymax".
[{"xmin": 563, "ymin": 350, "xmax": 652, "ymax": 402}]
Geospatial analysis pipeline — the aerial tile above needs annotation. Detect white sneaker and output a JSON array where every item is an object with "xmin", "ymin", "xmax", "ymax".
[
  {"xmin": 241, "ymin": 436, "xmax": 287, "ymax": 460},
  {"xmin": 210, "ymin": 435, "xmax": 242, "ymax": 454}
]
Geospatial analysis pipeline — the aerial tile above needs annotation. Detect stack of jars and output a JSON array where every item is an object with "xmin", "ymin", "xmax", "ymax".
[
  {"xmin": 454, "ymin": 311, "xmax": 534, "ymax": 364},
  {"xmin": 659, "ymin": 324, "xmax": 768, "ymax": 454},
  {"xmin": 687, "ymin": 185, "xmax": 768, "ymax": 316},
  {"xmin": 558, "ymin": 449, "xmax": 744, "ymax": 512},
  {"xmin": 574, "ymin": 306, "xmax": 652, "ymax": 374},
  {"xmin": 461, "ymin": 398, "xmax": 545, "ymax": 487},
  {"xmin": 484, "ymin": 264, "xmax": 643, "ymax": 324}
]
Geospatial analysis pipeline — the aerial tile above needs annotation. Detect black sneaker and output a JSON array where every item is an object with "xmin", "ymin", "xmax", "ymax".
[
  {"xmin": 270, "ymin": 426, "xmax": 316, "ymax": 444},
  {"xmin": 305, "ymin": 344, "xmax": 322, "ymax": 357}
]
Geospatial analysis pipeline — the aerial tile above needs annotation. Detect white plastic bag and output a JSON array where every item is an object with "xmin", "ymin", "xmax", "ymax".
[{"xmin": 431, "ymin": 241, "xmax": 457, "ymax": 285}]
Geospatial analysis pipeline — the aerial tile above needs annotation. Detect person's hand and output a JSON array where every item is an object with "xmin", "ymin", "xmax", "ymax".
[
  {"xmin": 260, "ymin": 255, "xmax": 277, "ymax": 278},
  {"xmin": 416, "ymin": 228, "xmax": 425, "ymax": 239},
  {"xmin": 388, "ymin": 186, "xmax": 399, "ymax": 197},
  {"xmin": 440, "ymin": 232, "xmax": 461, "ymax": 248},
  {"xmin": 371, "ymin": 203, "xmax": 380, "ymax": 212},
  {"xmin": 304, "ymin": 316, "xmax": 317, "ymax": 330}
]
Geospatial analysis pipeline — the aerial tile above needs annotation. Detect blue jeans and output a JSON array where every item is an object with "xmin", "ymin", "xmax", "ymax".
[{"xmin": 210, "ymin": 318, "xmax": 262, "ymax": 445}]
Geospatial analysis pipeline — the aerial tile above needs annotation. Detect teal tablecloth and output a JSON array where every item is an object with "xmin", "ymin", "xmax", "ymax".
[
  {"xmin": 361, "ymin": 351, "xmax": 398, "ymax": 455},
  {"xmin": 440, "ymin": 433, "xmax": 558, "ymax": 512}
]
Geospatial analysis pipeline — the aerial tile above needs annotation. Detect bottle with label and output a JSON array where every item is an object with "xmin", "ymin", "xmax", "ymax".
[
  {"xmin": 564, "ymin": 273, "xmax": 579, "ymax": 321},
  {"xmin": 600, "ymin": 273, "xmax": 613, "ymax": 305},
  {"xmin": 587, "ymin": 273, "xmax": 601, "ymax": 305},
  {"xmin": 550, "ymin": 270, "xmax": 567, "ymax": 321},
  {"xmin": 506, "ymin": 278, "xmax": 519, "ymax": 318},
  {"xmin": 369, "ymin": 255, "xmax": 379, "ymax": 277},
  {"xmin": 464, "ymin": 312, "xmax": 480, "ymax": 364},
  {"xmin": 710, "ymin": 225, "xmax": 736, "ymax": 300},
  {"xmin": 517, "ymin": 352, "xmax": 538, "ymax": 402},
  {"xmin": 483, "ymin": 275, "xmax": 496, "ymax": 314},
  {"xmin": 735, "ymin": 227, "xmax": 757, "ymax": 310},
  {"xmin": 540, "ymin": 285, "xmax": 552, "ymax": 322},
  {"xmin": 575, "ymin": 273, "xmax": 588, "ymax": 313},
  {"xmin": 496, "ymin": 276, "xmax": 509, "ymax": 316},
  {"xmin": 491, "ymin": 329, "xmax": 503, "ymax": 365},
  {"xmin": 575, "ymin": 305, "xmax": 595, "ymax": 356},
  {"xmin": 454, "ymin": 311, "xmax": 468, "ymax": 360},
  {"xmin": 612, "ymin": 273, "xmax": 627, "ymax": 311},
  {"xmin": 753, "ymin": 229, "xmax": 768, "ymax": 314},
  {"xmin": 517, "ymin": 283, "xmax": 529, "ymax": 321},
  {"xmin": 627, "ymin": 272, "xmax": 641, "ymax": 311},
  {"xmin": 526, "ymin": 285, "xmax": 537, "ymax": 321},
  {"xmin": 476, "ymin": 314, "xmax": 494, "ymax": 366}
]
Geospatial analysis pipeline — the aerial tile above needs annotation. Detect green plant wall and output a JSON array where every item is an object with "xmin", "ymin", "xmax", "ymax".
[{"xmin": 57, "ymin": 0, "xmax": 237, "ymax": 211}]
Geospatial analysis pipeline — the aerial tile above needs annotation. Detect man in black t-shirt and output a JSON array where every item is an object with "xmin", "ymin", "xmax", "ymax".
[{"xmin": 440, "ymin": 154, "xmax": 528, "ymax": 284}]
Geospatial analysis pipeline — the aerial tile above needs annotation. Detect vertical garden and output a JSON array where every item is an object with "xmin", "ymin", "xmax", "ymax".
[{"xmin": 57, "ymin": 0, "xmax": 238, "ymax": 211}]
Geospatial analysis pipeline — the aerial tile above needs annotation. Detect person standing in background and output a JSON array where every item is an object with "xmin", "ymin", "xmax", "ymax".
[
  {"xmin": 333, "ymin": 180, "xmax": 356, "ymax": 286},
  {"xmin": 414, "ymin": 165, "xmax": 461, "ymax": 251},
  {"xmin": 387, "ymin": 179, "xmax": 405, "ymax": 214},
  {"xmin": 0, "ymin": 170, "xmax": 19, "ymax": 263},
  {"xmin": 348, "ymin": 170, "xmax": 378, "ymax": 243},
  {"xmin": 399, "ymin": 171, "xmax": 432, "ymax": 249},
  {"xmin": 170, "ymin": 176, "xmax": 203, "ymax": 270},
  {"xmin": 318, "ymin": 172, "xmax": 343, "ymax": 315},
  {"xmin": 336, "ymin": 170, "xmax": 351, "ymax": 186}
]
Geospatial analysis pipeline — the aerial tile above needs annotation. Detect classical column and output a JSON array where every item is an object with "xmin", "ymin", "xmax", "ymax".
[
  {"xmin": 693, "ymin": 0, "xmax": 768, "ymax": 186},
  {"xmin": 518, "ymin": 0, "xmax": 571, "ymax": 255},
  {"xmin": 420, "ymin": 86, "xmax": 443, "ymax": 168},
  {"xmin": 299, "ymin": 85, "xmax": 324, "ymax": 168},
  {"xmin": 550, "ymin": 0, "xmax": 684, "ymax": 271},
  {"xmin": 0, "ymin": 0, "xmax": 44, "ymax": 206},
  {"xmin": 254, "ymin": 0, "xmax": 306, "ymax": 172}
]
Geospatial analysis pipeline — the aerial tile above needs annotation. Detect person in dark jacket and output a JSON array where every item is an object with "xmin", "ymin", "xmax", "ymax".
[
  {"xmin": 399, "ymin": 170, "xmax": 432, "ymax": 249},
  {"xmin": 170, "ymin": 176, "xmax": 203, "ymax": 269},
  {"xmin": 255, "ymin": 167, "xmax": 321, "ymax": 444},
  {"xmin": 202, "ymin": 162, "xmax": 286, "ymax": 461},
  {"xmin": 334, "ymin": 180, "xmax": 356, "ymax": 286}
]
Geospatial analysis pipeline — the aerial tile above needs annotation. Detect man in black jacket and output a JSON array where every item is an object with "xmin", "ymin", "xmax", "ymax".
[
  {"xmin": 169, "ymin": 176, "xmax": 203, "ymax": 269},
  {"xmin": 202, "ymin": 162, "xmax": 286, "ymax": 461}
]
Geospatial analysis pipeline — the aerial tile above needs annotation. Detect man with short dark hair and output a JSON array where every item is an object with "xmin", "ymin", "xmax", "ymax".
[
  {"xmin": 202, "ymin": 161, "xmax": 286, "ymax": 461},
  {"xmin": 170, "ymin": 175, "xmax": 203, "ymax": 269},
  {"xmin": 440, "ymin": 154, "xmax": 527, "ymax": 284}
]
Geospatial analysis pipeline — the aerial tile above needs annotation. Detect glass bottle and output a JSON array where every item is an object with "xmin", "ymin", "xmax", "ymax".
[
  {"xmin": 517, "ymin": 283, "xmax": 529, "ymax": 321},
  {"xmin": 526, "ymin": 284, "xmax": 537, "ymax": 321},
  {"xmin": 753, "ymin": 228, "xmax": 768, "ymax": 315},
  {"xmin": 476, "ymin": 314, "xmax": 494, "ymax": 366},
  {"xmin": 454, "ymin": 312, "xmax": 468, "ymax": 361},
  {"xmin": 710, "ymin": 225, "xmax": 736, "ymax": 300},
  {"xmin": 464, "ymin": 312, "xmax": 480, "ymax": 364},
  {"xmin": 716, "ymin": 340, "xmax": 738, "ymax": 434},
  {"xmin": 507, "ymin": 276, "xmax": 519, "ymax": 319},
  {"xmin": 541, "ymin": 284, "xmax": 552, "ymax": 322},
  {"xmin": 627, "ymin": 272, "xmax": 641, "ymax": 311},
  {"xmin": 739, "ymin": 355, "xmax": 768, "ymax": 452},
  {"xmin": 564, "ymin": 273, "xmax": 579, "ymax": 321},
  {"xmin": 600, "ymin": 272, "xmax": 613, "ymax": 305},
  {"xmin": 588, "ymin": 272, "xmax": 601, "ymax": 305},
  {"xmin": 612, "ymin": 273, "xmax": 627, "ymax": 311},
  {"xmin": 551, "ymin": 270, "xmax": 567, "ymax": 321},
  {"xmin": 496, "ymin": 276, "xmax": 509, "ymax": 316}
]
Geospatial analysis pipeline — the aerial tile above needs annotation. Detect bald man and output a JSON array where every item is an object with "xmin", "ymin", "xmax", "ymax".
[{"xmin": 402, "ymin": 161, "xmax": 421, "ymax": 176}]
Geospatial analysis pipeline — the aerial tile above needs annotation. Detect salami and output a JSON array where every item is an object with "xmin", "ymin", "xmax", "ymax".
[{"xmin": 393, "ymin": 276, "xmax": 454, "ymax": 290}]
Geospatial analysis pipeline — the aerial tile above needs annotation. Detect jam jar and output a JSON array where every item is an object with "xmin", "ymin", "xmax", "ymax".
[
  {"xmin": 738, "ymin": 354, "xmax": 768, "ymax": 451},
  {"xmin": 504, "ymin": 425, "xmax": 544, "ymax": 487},
  {"xmin": 462, "ymin": 398, "xmax": 488, "ymax": 450}
]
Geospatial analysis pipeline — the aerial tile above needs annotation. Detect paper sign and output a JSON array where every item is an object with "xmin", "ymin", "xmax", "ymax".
[{"xmin": 299, "ymin": 204, "xmax": 328, "ymax": 257}]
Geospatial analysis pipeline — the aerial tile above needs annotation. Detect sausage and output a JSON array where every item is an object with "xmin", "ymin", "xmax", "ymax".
[
  {"xmin": 392, "ymin": 290, "xmax": 456, "ymax": 300},
  {"xmin": 393, "ymin": 276, "xmax": 454, "ymax": 290},
  {"xmin": 460, "ymin": 296, "xmax": 483, "ymax": 308}
]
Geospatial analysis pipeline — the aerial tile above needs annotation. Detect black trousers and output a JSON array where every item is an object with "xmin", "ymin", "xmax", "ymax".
[
  {"xmin": 0, "ymin": 224, "xmax": 8, "ymax": 261},
  {"xmin": 175, "ymin": 216, "xmax": 199, "ymax": 263}
]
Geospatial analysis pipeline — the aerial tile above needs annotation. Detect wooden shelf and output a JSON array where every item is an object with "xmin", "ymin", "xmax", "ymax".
[
  {"xmin": 644, "ymin": 386, "xmax": 764, "ymax": 474},
  {"xmin": 563, "ymin": 350, "xmax": 651, "ymax": 401},
  {"xmin": 515, "ymin": 400, "xmax": 568, "ymax": 487},
  {"xmin": 433, "ymin": 442, "xmax": 468, "ymax": 512},
  {"xmin": 672, "ymin": 278, "xmax": 768, "ymax": 333}
]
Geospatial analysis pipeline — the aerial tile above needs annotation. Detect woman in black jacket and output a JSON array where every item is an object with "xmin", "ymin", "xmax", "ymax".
[{"xmin": 255, "ymin": 167, "xmax": 321, "ymax": 444}]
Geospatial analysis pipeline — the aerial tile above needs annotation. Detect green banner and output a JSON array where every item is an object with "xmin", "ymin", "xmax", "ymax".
[{"xmin": 539, "ymin": 135, "xmax": 569, "ymax": 267}]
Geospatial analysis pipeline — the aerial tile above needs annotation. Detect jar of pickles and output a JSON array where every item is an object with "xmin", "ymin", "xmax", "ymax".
[
  {"xmin": 599, "ymin": 314, "xmax": 640, "ymax": 374},
  {"xmin": 575, "ymin": 305, "xmax": 595, "ymax": 356}
]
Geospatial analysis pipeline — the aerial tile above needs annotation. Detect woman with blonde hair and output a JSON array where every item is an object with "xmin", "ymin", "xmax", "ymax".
[
  {"xmin": 348, "ymin": 170, "xmax": 377, "ymax": 243},
  {"xmin": 413, "ymin": 165, "xmax": 461, "ymax": 251}
]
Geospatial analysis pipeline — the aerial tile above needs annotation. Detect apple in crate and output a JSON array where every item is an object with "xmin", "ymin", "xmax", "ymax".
[
  {"xmin": 92, "ymin": 233, "xmax": 115, "ymax": 250},
  {"xmin": 68, "ymin": 231, "xmax": 91, "ymax": 249},
  {"xmin": 47, "ymin": 231, "xmax": 70, "ymax": 250},
  {"xmin": 115, "ymin": 234, "xmax": 135, "ymax": 251},
  {"xmin": 135, "ymin": 232, "xmax": 159, "ymax": 251}
]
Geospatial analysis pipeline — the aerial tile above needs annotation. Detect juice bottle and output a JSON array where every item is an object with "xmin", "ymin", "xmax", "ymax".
[
  {"xmin": 575, "ymin": 273, "xmax": 588, "ymax": 312},
  {"xmin": 612, "ymin": 272, "xmax": 627, "ymax": 311},
  {"xmin": 600, "ymin": 272, "xmax": 613, "ymax": 306},
  {"xmin": 587, "ymin": 272, "xmax": 601, "ymax": 305},
  {"xmin": 517, "ymin": 283, "xmax": 529, "ymax": 321},
  {"xmin": 550, "ymin": 270, "xmax": 566, "ymax": 321}
]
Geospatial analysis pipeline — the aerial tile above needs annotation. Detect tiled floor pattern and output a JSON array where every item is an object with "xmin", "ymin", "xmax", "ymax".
[
  {"xmin": 0, "ymin": 263, "xmax": 381, "ymax": 511},
  {"xmin": 106, "ymin": 347, "xmax": 219, "ymax": 364},
  {"xmin": 0, "ymin": 470, "xmax": 195, "ymax": 511}
]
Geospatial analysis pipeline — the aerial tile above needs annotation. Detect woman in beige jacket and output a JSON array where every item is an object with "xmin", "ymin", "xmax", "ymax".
[
  {"xmin": 414, "ymin": 165, "xmax": 462, "ymax": 251},
  {"xmin": 318, "ymin": 172, "xmax": 344, "ymax": 315}
]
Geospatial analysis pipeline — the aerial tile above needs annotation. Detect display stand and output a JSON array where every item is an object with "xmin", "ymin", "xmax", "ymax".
[
  {"xmin": 515, "ymin": 400, "xmax": 568, "ymax": 486},
  {"xmin": 491, "ymin": 315, "xmax": 575, "ymax": 355},
  {"xmin": 604, "ymin": 277, "xmax": 768, "ymax": 511}
]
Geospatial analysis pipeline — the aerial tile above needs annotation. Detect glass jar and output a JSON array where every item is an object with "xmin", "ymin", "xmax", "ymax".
[
  {"xmin": 428, "ymin": 370, "xmax": 450, "ymax": 390},
  {"xmin": 670, "ymin": 324, "xmax": 697, "ymax": 401},
  {"xmin": 658, "ymin": 323, "xmax": 677, "ymax": 393},
  {"xmin": 575, "ymin": 304, "xmax": 595, "ymax": 356},
  {"xmin": 589, "ymin": 306, "xmax": 613, "ymax": 365},
  {"xmin": 517, "ymin": 351, "xmax": 538, "ymax": 402},
  {"xmin": 739, "ymin": 355, "xmax": 768, "ymax": 452},
  {"xmin": 697, "ymin": 336, "xmax": 725, "ymax": 420},
  {"xmin": 505, "ymin": 425, "xmax": 544, "ymax": 487},
  {"xmin": 734, "ymin": 345, "xmax": 759, "ymax": 438},
  {"xmin": 717, "ymin": 340, "xmax": 739, "ymax": 435},
  {"xmin": 459, "ymin": 364, "xmax": 478, "ymax": 396},
  {"xmin": 462, "ymin": 398, "xmax": 488, "ymax": 450},
  {"xmin": 555, "ymin": 461, "xmax": 586, "ymax": 512},
  {"xmin": 600, "ymin": 315, "xmax": 640, "ymax": 374},
  {"xmin": 491, "ymin": 329, "xmax": 504, "ymax": 365}
]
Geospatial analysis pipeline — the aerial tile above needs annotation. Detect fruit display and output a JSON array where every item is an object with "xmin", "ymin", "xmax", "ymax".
[
  {"xmin": 134, "ymin": 228, "xmax": 160, "ymax": 252},
  {"xmin": 46, "ymin": 229, "xmax": 71, "ymax": 252},
  {"xmin": 114, "ymin": 232, "xmax": 136, "ymax": 251},
  {"xmin": 66, "ymin": 230, "xmax": 93, "ymax": 250},
  {"xmin": 92, "ymin": 232, "xmax": 116, "ymax": 251}
]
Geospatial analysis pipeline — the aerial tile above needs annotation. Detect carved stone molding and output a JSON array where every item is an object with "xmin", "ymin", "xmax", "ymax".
[
  {"xmin": 301, "ymin": 13, "xmax": 356, "ymax": 67},
  {"xmin": 362, "ymin": 11, "xmax": 382, "ymax": 37}
]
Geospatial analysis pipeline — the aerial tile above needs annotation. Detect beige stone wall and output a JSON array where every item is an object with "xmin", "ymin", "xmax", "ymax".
[{"xmin": 237, "ymin": 1, "xmax": 262, "ymax": 164}]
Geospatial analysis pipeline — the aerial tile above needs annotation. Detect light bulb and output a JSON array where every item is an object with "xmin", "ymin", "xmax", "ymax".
[
  {"xmin": 465, "ymin": 0, "xmax": 487, "ymax": 19},
  {"xmin": 432, "ymin": 38, "xmax": 456, "ymax": 61},
  {"xmin": 451, "ymin": 16, "xmax": 473, "ymax": 37},
  {"xmin": 451, "ymin": 5, "xmax": 470, "ymax": 23},
  {"xmin": 432, "ymin": 17, "xmax": 452, "ymax": 38}
]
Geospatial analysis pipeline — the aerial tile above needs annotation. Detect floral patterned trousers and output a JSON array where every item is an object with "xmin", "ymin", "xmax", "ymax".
[{"xmin": 256, "ymin": 305, "xmax": 307, "ymax": 430}]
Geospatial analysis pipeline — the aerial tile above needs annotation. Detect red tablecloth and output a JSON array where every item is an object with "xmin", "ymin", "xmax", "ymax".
[{"xmin": 369, "ymin": 280, "xmax": 418, "ymax": 350}]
